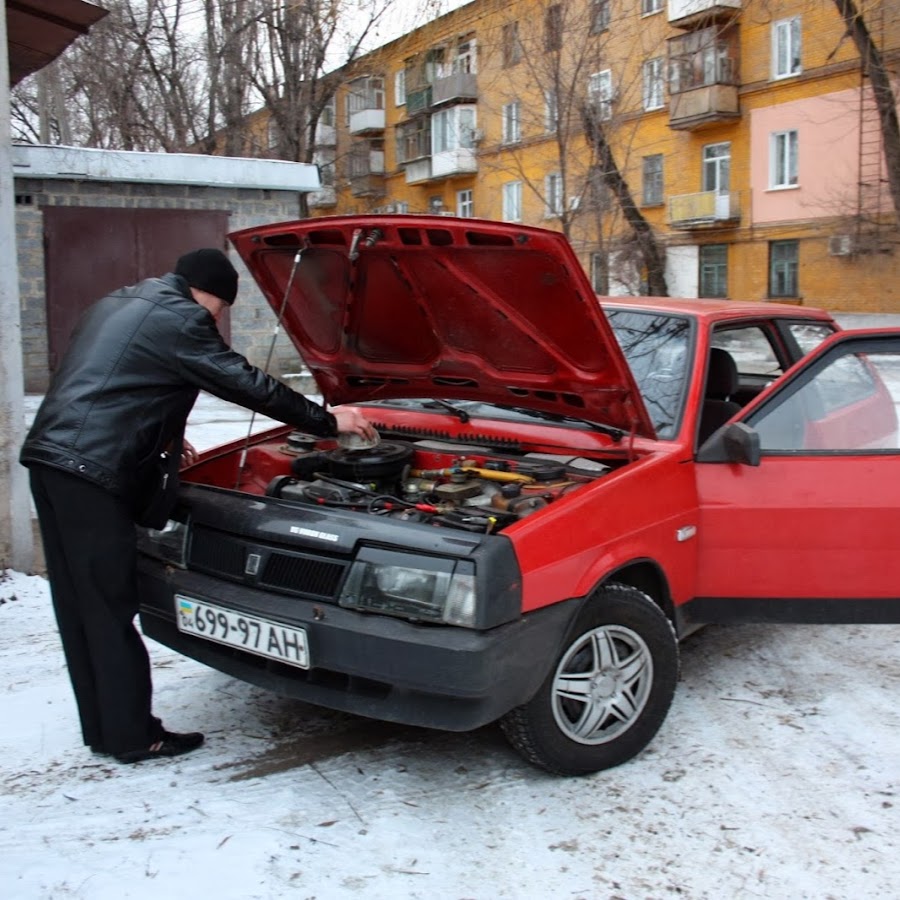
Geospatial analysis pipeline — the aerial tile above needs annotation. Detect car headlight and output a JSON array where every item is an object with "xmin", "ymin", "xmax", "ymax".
[
  {"xmin": 136, "ymin": 516, "xmax": 189, "ymax": 568},
  {"xmin": 338, "ymin": 548, "xmax": 477, "ymax": 627}
]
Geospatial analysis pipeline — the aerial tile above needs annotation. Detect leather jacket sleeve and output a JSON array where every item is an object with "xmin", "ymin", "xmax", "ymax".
[{"xmin": 174, "ymin": 307, "xmax": 337, "ymax": 437}]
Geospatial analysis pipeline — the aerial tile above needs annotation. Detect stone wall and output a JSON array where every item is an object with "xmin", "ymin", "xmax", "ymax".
[{"xmin": 14, "ymin": 179, "xmax": 306, "ymax": 392}]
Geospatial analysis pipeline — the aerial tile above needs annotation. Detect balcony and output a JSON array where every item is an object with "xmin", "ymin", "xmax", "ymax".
[
  {"xmin": 668, "ymin": 0, "xmax": 741, "ymax": 28},
  {"xmin": 349, "ymin": 107, "xmax": 385, "ymax": 136},
  {"xmin": 314, "ymin": 121, "xmax": 336, "ymax": 147},
  {"xmin": 406, "ymin": 85, "xmax": 433, "ymax": 116},
  {"xmin": 432, "ymin": 72, "xmax": 477, "ymax": 107},
  {"xmin": 405, "ymin": 158, "xmax": 432, "ymax": 184},
  {"xmin": 348, "ymin": 149, "xmax": 385, "ymax": 198},
  {"xmin": 668, "ymin": 190, "xmax": 740, "ymax": 228},
  {"xmin": 669, "ymin": 83, "xmax": 739, "ymax": 129},
  {"xmin": 432, "ymin": 148, "xmax": 477, "ymax": 178},
  {"xmin": 307, "ymin": 185, "xmax": 336, "ymax": 208}
]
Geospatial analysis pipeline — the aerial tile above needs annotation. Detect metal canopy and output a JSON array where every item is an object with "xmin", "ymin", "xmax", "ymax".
[{"xmin": 7, "ymin": 0, "xmax": 107, "ymax": 86}]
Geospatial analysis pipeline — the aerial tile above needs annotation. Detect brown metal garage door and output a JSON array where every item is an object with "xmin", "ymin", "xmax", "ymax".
[{"xmin": 43, "ymin": 207, "xmax": 231, "ymax": 370}]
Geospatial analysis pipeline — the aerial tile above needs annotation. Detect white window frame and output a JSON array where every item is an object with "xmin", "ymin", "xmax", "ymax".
[
  {"xmin": 641, "ymin": 0, "xmax": 663, "ymax": 15},
  {"xmin": 772, "ymin": 16, "xmax": 801, "ymax": 79},
  {"xmin": 642, "ymin": 58, "xmax": 665, "ymax": 111},
  {"xmin": 588, "ymin": 70, "xmax": 614, "ymax": 121},
  {"xmin": 545, "ymin": 172, "xmax": 563, "ymax": 218},
  {"xmin": 394, "ymin": 70, "xmax": 406, "ymax": 106},
  {"xmin": 591, "ymin": 0, "xmax": 610, "ymax": 34},
  {"xmin": 770, "ymin": 130, "xmax": 799, "ymax": 188},
  {"xmin": 502, "ymin": 100, "xmax": 521, "ymax": 143},
  {"xmin": 457, "ymin": 189, "xmax": 474, "ymax": 218},
  {"xmin": 544, "ymin": 90, "xmax": 559, "ymax": 133},
  {"xmin": 642, "ymin": 154, "xmax": 664, "ymax": 206},
  {"xmin": 432, "ymin": 106, "xmax": 476, "ymax": 154},
  {"xmin": 502, "ymin": 181, "xmax": 522, "ymax": 222}
]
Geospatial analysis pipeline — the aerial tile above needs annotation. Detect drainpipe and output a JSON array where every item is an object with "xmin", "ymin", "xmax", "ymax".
[{"xmin": 0, "ymin": 4, "xmax": 35, "ymax": 573}]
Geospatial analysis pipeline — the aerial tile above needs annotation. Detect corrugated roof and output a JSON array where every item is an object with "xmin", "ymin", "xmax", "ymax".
[{"xmin": 7, "ymin": 0, "xmax": 108, "ymax": 86}]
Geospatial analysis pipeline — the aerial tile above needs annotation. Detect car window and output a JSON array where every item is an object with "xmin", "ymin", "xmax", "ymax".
[
  {"xmin": 711, "ymin": 326, "xmax": 782, "ymax": 377},
  {"xmin": 787, "ymin": 322, "xmax": 835, "ymax": 355},
  {"xmin": 749, "ymin": 347, "xmax": 900, "ymax": 452},
  {"xmin": 606, "ymin": 309, "xmax": 692, "ymax": 439}
]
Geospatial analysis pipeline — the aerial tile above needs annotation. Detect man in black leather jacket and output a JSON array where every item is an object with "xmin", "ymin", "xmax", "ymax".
[{"xmin": 20, "ymin": 248, "xmax": 375, "ymax": 764}]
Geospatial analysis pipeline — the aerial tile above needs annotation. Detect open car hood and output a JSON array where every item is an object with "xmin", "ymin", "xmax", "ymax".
[{"xmin": 229, "ymin": 215, "xmax": 653, "ymax": 437}]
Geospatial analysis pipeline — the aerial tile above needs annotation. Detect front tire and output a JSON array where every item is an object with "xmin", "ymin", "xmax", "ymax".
[{"xmin": 500, "ymin": 583, "xmax": 679, "ymax": 776}]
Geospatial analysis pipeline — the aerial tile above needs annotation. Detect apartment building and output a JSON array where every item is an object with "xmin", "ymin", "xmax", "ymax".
[{"xmin": 304, "ymin": 0, "xmax": 900, "ymax": 311}]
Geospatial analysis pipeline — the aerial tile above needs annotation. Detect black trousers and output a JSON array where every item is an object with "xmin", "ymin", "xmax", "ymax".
[{"xmin": 29, "ymin": 466, "xmax": 164, "ymax": 755}]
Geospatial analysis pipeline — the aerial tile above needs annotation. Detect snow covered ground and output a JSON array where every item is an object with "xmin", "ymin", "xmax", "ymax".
[{"xmin": 6, "ymin": 373, "xmax": 900, "ymax": 900}]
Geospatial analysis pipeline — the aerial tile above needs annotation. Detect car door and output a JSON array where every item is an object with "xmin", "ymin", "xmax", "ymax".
[{"xmin": 691, "ymin": 331, "xmax": 900, "ymax": 624}]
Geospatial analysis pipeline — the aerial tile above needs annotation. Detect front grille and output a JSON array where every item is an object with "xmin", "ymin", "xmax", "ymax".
[
  {"xmin": 189, "ymin": 525, "xmax": 348, "ymax": 601},
  {"xmin": 259, "ymin": 552, "xmax": 345, "ymax": 598}
]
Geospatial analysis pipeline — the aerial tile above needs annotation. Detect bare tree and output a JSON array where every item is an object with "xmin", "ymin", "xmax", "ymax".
[
  {"xmin": 11, "ymin": 0, "xmax": 208, "ymax": 151},
  {"xmin": 477, "ymin": 0, "xmax": 670, "ymax": 294}
]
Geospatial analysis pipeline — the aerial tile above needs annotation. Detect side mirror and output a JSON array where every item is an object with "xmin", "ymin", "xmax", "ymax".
[{"xmin": 697, "ymin": 422, "xmax": 761, "ymax": 466}]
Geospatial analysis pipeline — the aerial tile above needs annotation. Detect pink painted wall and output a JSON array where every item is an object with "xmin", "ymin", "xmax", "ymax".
[{"xmin": 750, "ymin": 87, "xmax": 877, "ymax": 224}]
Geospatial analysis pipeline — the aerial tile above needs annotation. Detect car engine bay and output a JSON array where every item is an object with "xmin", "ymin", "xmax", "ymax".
[{"xmin": 189, "ymin": 430, "xmax": 618, "ymax": 535}]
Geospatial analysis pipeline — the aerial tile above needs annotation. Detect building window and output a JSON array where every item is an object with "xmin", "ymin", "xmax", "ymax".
[
  {"xmin": 396, "ymin": 201, "xmax": 409, "ymax": 214},
  {"xmin": 773, "ymin": 17, "xmax": 801, "ymax": 78},
  {"xmin": 454, "ymin": 35, "xmax": 477, "ymax": 74},
  {"xmin": 320, "ymin": 97, "xmax": 336, "ymax": 128},
  {"xmin": 502, "ymin": 100, "xmax": 521, "ymax": 143},
  {"xmin": 503, "ymin": 22, "xmax": 522, "ymax": 67},
  {"xmin": 699, "ymin": 245, "xmax": 728, "ymax": 298},
  {"xmin": 267, "ymin": 119, "xmax": 280, "ymax": 150},
  {"xmin": 503, "ymin": 181, "xmax": 522, "ymax": 222},
  {"xmin": 545, "ymin": 4, "xmax": 563, "ymax": 52},
  {"xmin": 545, "ymin": 172, "xmax": 563, "ymax": 217},
  {"xmin": 641, "ymin": 0, "xmax": 663, "ymax": 14},
  {"xmin": 771, "ymin": 130, "xmax": 798, "ymax": 188},
  {"xmin": 544, "ymin": 91, "xmax": 559, "ymax": 132},
  {"xmin": 590, "ymin": 253, "xmax": 606, "ymax": 292},
  {"xmin": 588, "ymin": 70, "xmax": 614, "ymax": 121},
  {"xmin": 642, "ymin": 57, "xmax": 665, "ymax": 111},
  {"xmin": 669, "ymin": 27, "xmax": 737, "ymax": 93},
  {"xmin": 457, "ymin": 189, "xmax": 474, "ymax": 217},
  {"xmin": 396, "ymin": 117, "xmax": 431, "ymax": 163},
  {"xmin": 702, "ymin": 142, "xmax": 730, "ymax": 193},
  {"xmin": 433, "ymin": 106, "xmax": 476, "ymax": 153},
  {"xmin": 769, "ymin": 240, "xmax": 799, "ymax": 297},
  {"xmin": 394, "ymin": 70, "xmax": 406, "ymax": 106},
  {"xmin": 591, "ymin": 0, "xmax": 610, "ymax": 33},
  {"xmin": 642, "ymin": 154, "xmax": 664, "ymax": 206}
]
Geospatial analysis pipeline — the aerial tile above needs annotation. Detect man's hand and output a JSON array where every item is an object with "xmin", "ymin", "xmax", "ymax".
[
  {"xmin": 180, "ymin": 439, "xmax": 199, "ymax": 470},
  {"xmin": 332, "ymin": 408, "xmax": 377, "ymax": 442}
]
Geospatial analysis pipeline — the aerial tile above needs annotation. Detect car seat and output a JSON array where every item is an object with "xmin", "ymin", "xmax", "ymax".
[{"xmin": 698, "ymin": 348, "xmax": 741, "ymax": 444}]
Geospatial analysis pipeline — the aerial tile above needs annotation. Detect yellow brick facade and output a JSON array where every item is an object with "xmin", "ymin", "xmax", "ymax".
[{"xmin": 304, "ymin": 0, "xmax": 900, "ymax": 311}]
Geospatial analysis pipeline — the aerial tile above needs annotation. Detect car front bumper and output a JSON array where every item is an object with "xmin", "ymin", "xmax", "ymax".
[{"xmin": 137, "ymin": 560, "xmax": 579, "ymax": 732}]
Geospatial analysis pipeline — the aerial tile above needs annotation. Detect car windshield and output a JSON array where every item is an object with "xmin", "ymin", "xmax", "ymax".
[{"xmin": 604, "ymin": 309, "xmax": 692, "ymax": 439}]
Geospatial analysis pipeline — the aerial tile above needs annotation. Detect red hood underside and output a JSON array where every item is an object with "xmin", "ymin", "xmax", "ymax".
[{"xmin": 229, "ymin": 215, "xmax": 653, "ymax": 437}]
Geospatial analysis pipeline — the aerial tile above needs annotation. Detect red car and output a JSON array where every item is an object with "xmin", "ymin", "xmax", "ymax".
[{"xmin": 136, "ymin": 216, "xmax": 900, "ymax": 775}]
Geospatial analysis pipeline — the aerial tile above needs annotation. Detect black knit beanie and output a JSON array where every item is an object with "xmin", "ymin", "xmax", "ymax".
[{"xmin": 175, "ymin": 248, "xmax": 239, "ymax": 305}]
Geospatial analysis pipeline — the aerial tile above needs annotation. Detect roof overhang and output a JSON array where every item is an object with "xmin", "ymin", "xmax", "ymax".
[
  {"xmin": 7, "ymin": 0, "xmax": 108, "ymax": 86},
  {"xmin": 12, "ymin": 143, "xmax": 323, "ymax": 191}
]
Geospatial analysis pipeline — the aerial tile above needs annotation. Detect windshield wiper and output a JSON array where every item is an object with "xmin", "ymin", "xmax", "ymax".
[
  {"xmin": 494, "ymin": 405, "xmax": 624, "ymax": 442},
  {"xmin": 424, "ymin": 399, "xmax": 471, "ymax": 423}
]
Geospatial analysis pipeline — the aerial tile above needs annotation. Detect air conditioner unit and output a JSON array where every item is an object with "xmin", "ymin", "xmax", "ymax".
[
  {"xmin": 471, "ymin": 128, "xmax": 485, "ymax": 144},
  {"xmin": 568, "ymin": 196, "xmax": 582, "ymax": 211},
  {"xmin": 828, "ymin": 234, "xmax": 854, "ymax": 256}
]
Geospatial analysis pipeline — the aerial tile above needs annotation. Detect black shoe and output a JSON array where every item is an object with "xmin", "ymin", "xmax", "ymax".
[{"xmin": 114, "ymin": 731, "xmax": 205, "ymax": 764}]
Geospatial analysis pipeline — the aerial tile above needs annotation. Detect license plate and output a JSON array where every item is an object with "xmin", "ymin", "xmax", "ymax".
[{"xmin": 175, "ymin": 595, "xmax": 309, "ymax": 669}]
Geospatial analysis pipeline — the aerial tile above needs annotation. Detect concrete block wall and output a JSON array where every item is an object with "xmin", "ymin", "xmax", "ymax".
[{"xmin": 14, "ymin": 179, "xmax": 307, "ymax": 393}]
